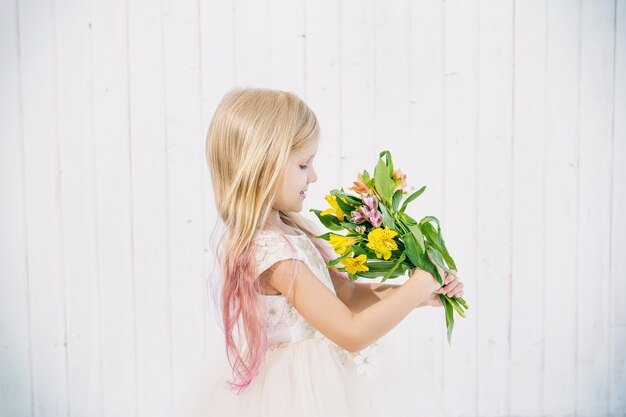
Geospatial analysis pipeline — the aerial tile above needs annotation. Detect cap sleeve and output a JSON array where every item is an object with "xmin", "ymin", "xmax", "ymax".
[{"xmin": 254, "ymin": 232, "xmax": 303, "ymax": 276}]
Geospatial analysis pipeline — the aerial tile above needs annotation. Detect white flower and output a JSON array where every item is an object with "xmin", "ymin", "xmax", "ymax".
[
  {"xmin": 285, "ymin": 303, "xmax": 300, "ymax": 326},
  {"xmin": 333, "ymin": 345, "xmax": 350, "ymax": 365},
  {"xmin": 353, "ymin": 343, "xmax": 380, "ymax": 377},
  {"xmin": 264, "ymin": 304, "xmax": 282, "ymax": 328},
  {"xmin": 301, "ymin": 320, "xmax": 317, "ymax": 338},
  {"xmin": 301, "ymin": 239, "xmax": 327, "ymax": 272}
]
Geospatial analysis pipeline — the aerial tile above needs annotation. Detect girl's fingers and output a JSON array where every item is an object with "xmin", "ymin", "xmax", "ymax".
[
  {"xmin": 443, "ymin": 279, "xmax": 464, "ymax": 296},
  {"xmin": 442, "ymin": 278, "xmax": 460, "ymax": 293},
  {"xmin": 448, "ymin": 285, "xmax": 463, "ymax": 297}
]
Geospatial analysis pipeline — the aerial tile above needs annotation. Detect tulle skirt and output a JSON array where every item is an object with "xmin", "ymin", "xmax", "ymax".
[{"xmin": 173, "ymin": 337, "xmax": 458, "ymax": 417}]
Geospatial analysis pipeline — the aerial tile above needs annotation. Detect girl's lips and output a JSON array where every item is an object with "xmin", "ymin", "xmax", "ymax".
[{"xmin": 300, "ymin": 191, "xmax": 306, "ymax": 198}]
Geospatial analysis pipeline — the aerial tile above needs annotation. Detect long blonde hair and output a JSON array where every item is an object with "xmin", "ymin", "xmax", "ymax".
[{"xmin": 205, "ymin": 87, "xmax": 346, "ymax": 393}]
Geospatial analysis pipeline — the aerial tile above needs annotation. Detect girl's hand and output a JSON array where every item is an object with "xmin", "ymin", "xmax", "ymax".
[{"xmin": 419, "ymin": 272, "xmax": 464, "ymax": 308}]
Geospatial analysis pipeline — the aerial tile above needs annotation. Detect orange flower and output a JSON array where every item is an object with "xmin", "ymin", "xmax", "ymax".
[
  {"xmin": 392, "ymin": 169, "xmax": 407, "ymax": 191},
  {"xmin": 349, "ymin": 172, "xmax": 371, "ymax": 195}
]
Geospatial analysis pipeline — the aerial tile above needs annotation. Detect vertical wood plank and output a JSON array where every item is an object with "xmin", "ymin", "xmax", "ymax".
[
  {"xmin": 0, "ymin": 1, "xmax": 33, "ymax": 416},
  {"xmin": 371, "ymin": 0, "xmax": 417, "ymax": 371},
  {"xmin": 577, "ymin": 1, "xmax": 616, "ymax": 416},
  {"xmin": 18, "ymin": 0, "xmax": 70, "ymax": 415},
  {"xmin": 339, "ymin": 0, "xmax": 376, "ymax": 185},
  {"xmin": 610, "ymin": 2, "xmax": 626, "ymax": 414},
  {"xmin": 339, "ymin": 0, "xmax": 382, "ymax": 350},
  {"xmin": 3, "ymin": 2, "xmax": 624, "ymax": 416},
  {"xmin": 413, "ymin": 0, "xmax": 477, "ymax": 413},
  {"xmin": 200, "ymin": 0, "xmax": 236, "ymax": 361},
  {"xmin": 269, "ymin": 0, "xmax": 305, "ymax": 92},
  {"xmin": 510, "ymin": 0, "xmax": 547, "ymax": 415},
  {"xmin": 476, "ymin": 1, "xmax": 514, "ymax": 415},
  {"xmin": 162, "ymin": 0, "xmax": 207, "ymax": 410},
  {"xmin": 127, "ymin": 0, "xmax": 172, "ymax": 414},
  {"xmin": 407, "ymin": 0, "xmax": 448, "ymax": 393},
  {"xmin": 91, "ymin": 0, "xmax": 137, "ymax": 415},
  {"xmin": 443, "ymin": 0, "xmax": 480, "ymax": 415},
  {"xmin": 543, "ymin": 1, "xmax": 580, "ymax": 415},
  {"xmin": 200, "ymin": 0, "xmax": 236, "ymax": 129},
  {"xmin": 236, "ymin": 0, "xmax": 270, "ymax": 86},
  {"xmin": 55, "ymin": 0, "xmax": 102, "ymax": 415},
  {"xmin": 304, "ymin": 0, "xmax": 341, "ymax": 225}
]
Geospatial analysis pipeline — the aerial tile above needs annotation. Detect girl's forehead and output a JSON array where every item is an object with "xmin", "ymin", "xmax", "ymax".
[{"xmin": 292, "ymin": 143, "xmax": 318, "ymax": 159}]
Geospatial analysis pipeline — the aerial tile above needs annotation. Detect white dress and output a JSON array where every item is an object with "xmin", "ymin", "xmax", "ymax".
[{"xmin": 174, "ymin": 229, "xmax": 458, "ymax": 417}]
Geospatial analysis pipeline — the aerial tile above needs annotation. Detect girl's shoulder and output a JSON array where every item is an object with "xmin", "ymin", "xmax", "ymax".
[
  {"xmin": 257, "ymin": 225, "xmax": 307, "ymax": 238},
  {"xmin": 253, "ymin": 229, "xmax": 309, "ymax": 275}
]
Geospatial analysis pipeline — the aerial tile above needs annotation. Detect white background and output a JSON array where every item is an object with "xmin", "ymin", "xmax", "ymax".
[{"xmin": 1, "ymin": 0, "xmax": 624, "ymax": 416}]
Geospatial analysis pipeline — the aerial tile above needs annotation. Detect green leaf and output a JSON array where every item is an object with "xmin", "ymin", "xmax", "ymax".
[
  {"xmin": 399, "ymin": 185, "xmax": 426, "ymax": 213},
  {"xmin": 420, "ymin": 215, "xmax": 440, "ymax": 232},
  {"xmin": 392, "ymin": 189, "xmax": 403, "ymax": 212},
  {"xmin": 352, "ymin": 245, "xmax": 367, "ymax": 256},
  {"xmin": 354, "ymin": 270, "xmax": 406, "ymax": 279},
  {"xmin": 374, "ymin": 158, "xmax": 393, "ymax": 204},
  {"xmin": 456, "ymin": 297, "xmax": 469, "ymax": 310},
  {"xmin": 421, "ymin": 221, "xmax": 457, "ymax": 271},
  {"xmin": 442, "ymin": 296, "xmax": 455, "ymax": 345},
  {"xmin": 407, "ymin": 223, "xmax": 425, "ymax": 254},
  {"xmin": 426, "ymin": 247, "xmax": 450, "ymax": 274},
  {"xmin": 312, "ymin": 232, "xmax": 334, "ymax": 240},
  {"xmin": 446, "ymin": 296, "xmax": 467, "ymax": 318},
  {"xmin": 309, "ymin": 209, "xmax": 343, "ymax": 231},
  {"xmin": 401, "ymin": 232, "xmax": 421, "ymax": 267},
  {"xmin": 340, "ymin": 221, "xmax": 359, "ymax": 231},
  {"xmin": 342, "ymin": 194, "xmax": 363, "ymax": 206},
  {"xmin": 329, "ymin": 190, "xmax": 357, "ymax": 214},
  {"xmin": 328, "ymin": 251, "xmax": 352, "ymax": 266},
  {"xmin": 437, "ymin": 238, "xmax": 457, "ymax": 272},
  {"xmin": 421, "ymin": 222, "xmax": 445, "ymax": 255},
  {"xmin": 363, "ymin": 260, "xmax": 401, "ymax": 271},
  {"xmin": 399, "ymin": 211, "xmax": 417, "ymax": 225},
  {"xmin": 378, "ymin": 150, "xmax": 394, "ymax": 174},
  {"xmin": 381, "ymin": 252, "xmax": 406, "ymax": 283},
  {"xmin": 378, "ymin": 201, "xmax": 396, "ymax": 229}
]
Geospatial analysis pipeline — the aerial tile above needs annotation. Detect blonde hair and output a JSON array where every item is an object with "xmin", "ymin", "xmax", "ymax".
[{"xmin": 205, "ymin": 87, "xmax": 345, "ymax": 393}]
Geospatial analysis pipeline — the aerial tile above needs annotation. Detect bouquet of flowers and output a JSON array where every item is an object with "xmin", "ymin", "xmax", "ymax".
[{"xmin": 310, "ymin": 150, "xmax": 468, "ymax": 344}]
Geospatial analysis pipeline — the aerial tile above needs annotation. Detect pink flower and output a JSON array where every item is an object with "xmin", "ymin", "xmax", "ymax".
[
  {"xmin": 351, "ymin": 206, "xmax": 369, "ymax": 224},
  {"xmin": 362, "ymin": 194, "xmax": 378, "ymax": 211},
  {"xmin": 368, "ymin": 210, "xmax": 382, "ymax": 227},
  {"xmin": 350, "ymin": 194, "xmax": 383, "ymax": 227}
]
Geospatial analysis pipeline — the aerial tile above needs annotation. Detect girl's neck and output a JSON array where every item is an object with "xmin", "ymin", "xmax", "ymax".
[{"xmin": 265, "ymin": 209, "xmax": 300, "ymax": 236}]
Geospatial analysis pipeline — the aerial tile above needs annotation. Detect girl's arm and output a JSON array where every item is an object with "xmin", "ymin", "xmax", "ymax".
[
  {"xmin": 328, "ymin": 268, "xmax": 419, "ymax": 314},
  {"xmin": 266, "ymin": 260, "xmax": 440, "ymax": 353},
  {"xmin": 348, "ymin": 282, "xmax": 403, "ymax": 314}
]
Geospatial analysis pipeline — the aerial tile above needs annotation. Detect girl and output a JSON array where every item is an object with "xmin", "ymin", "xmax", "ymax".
[{"xmin": 175, "ymin": 87, "xmax": 463, "ymax": 417}]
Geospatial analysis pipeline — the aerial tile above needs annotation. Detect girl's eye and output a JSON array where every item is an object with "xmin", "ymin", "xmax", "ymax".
[{"xmin": 299, "ymin": 165, "xmax": 308, "ymax": 170}]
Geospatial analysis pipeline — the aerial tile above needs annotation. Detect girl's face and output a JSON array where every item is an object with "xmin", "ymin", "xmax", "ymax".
[{"xmin": 273, "ymin": 141, "xmax": 319, "ymax": 213}]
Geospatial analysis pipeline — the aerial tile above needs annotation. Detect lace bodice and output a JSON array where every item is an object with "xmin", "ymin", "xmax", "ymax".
[{"xmin": 253, "ymin": 229, "xmax": 379, "ymax": 375}]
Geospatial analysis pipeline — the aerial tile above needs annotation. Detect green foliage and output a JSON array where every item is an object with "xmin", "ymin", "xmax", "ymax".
[{"xmin": 311, "ymin": 150, "xmax": 468, "ymax": 345}]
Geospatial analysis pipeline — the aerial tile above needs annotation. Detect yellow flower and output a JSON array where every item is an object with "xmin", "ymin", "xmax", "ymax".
[
  {"xmin": 366, "ymin": 227, "xmax": 398, "ymax": 260},
  {"xmin": 328, "ymin": 234, "xmax": 357, "ymax": 255},
  {"xmin": 342, "ymin": 254, "xmax": 369, "ymax": 274},
  {"xmin": 320, "ymin": 195, "xmax": 346, "ymax": 222}
]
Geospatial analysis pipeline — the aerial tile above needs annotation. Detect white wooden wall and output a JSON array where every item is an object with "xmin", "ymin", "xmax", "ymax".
[{"xmin": 1, "ymin": 0, "xmax": 624, "ymax": 416}]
